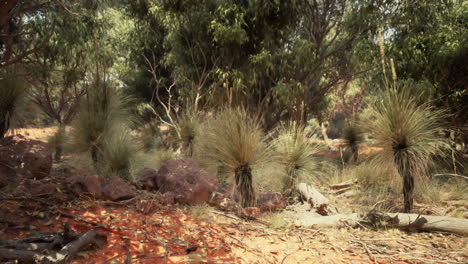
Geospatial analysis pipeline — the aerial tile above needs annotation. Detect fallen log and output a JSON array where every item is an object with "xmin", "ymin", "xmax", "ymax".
[
  {"xmin": 297, "ymin": 183, "xmax": 329, "ymax": 208},
  {"xmin": 297, "ymin": 183, "xmax": 329, "ymax": 215},
  {"xmin": 293, "ymin": 211, "xmax": 468, "ymax": 235}
]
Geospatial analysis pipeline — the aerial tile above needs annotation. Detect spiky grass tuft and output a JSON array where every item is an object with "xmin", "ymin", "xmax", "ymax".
[
  {"xmin": 70, "ymin": 76, "xmax": 135, "ymax": 179},
  {"xmin": 99, "ymin": 127, "xmax": 137, "ymax": 180},
  {"xmin": 271, "ymin": 122, "xmax": 324, "ymax": 197},
  {"xmin": 195, "ymin": 108, "xmax": 268, "ymax": 207},
  {"xmin": 364, "ymin": 90, "xmax": 451, "ymax": 212}
]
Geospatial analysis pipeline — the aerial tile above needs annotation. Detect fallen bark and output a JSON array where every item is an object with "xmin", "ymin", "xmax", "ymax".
[
  {"xmin": 329, "ymin": 180, "xmax": 357, "ymax": 190},
  {"xmin": 294, "ymin": 211, "xmax": 468, "ymax": 235},
  {"xmin": 0, "ymin": 229, "xmax": 107, "ymax": 263}
]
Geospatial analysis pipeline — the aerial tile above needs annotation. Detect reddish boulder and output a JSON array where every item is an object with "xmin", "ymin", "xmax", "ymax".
[
  {"xmin": 0, "ymin": 135, "xmax": 52, "ymax": 180},
  {"xmin": 67, "ymin": 174, "xmax": 103, "ymax": 199},
  {"xmin": 102, "ymin": 176, "xmax": 136, "ymax": 201},
  {"xmin": 138, "ymin": 168, "xmax": 158, "ymax": 190},
  {"xmin": 24, "ymin": 179, "xmax": 59, "ymax": 196},
  {"xmin": 155, "ymin": 159, "xmax": 218, "ymax": 205},
  {"xmin": 256, "ymin": 192, "xmax": 286, "ymax": 212}
]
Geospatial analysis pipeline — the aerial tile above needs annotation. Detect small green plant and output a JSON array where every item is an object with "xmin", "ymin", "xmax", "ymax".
[
  {"xmin": 195, "ymin": 108, "xmax": 268, "ymax": 208},
  {"xmin": 191, "ymin": 204, "xmax": 212, "ymax": 221},
  {"xmin": 267, "ymin": 213, "xmax": 289, "ymax": 230},
  {"xmin": 271, "ymin": 122, "xmax": 324, "ymax": 197}
]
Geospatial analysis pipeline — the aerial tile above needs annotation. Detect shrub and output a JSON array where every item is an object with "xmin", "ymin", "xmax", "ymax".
[{"xmin": 195, "ymin": 108, "xmax": 268, "ymax": 207}]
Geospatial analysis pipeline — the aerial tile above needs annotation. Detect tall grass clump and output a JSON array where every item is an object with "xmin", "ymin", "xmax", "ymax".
[
  {"xmin": 70, "ymin": 75, "xmax": 135, "ymax": 179},
  {"xmin": 48, "ymin": 126, "xmax": 67, "ymax": 161},
  {"xmin": 364, "ymin": 90, "xmax": 450, "ymax": 212},
  {"xmin": 195, "ymin": 108, "xmax": 267, "ymax": 208},
  {"xmin": 0, "ymin": 74, "xmax": 27, "ymax": 139},
  {"xmin": 100, "ymin": 127, "xmax": 137, "ymax": 180},
  {"xmin": 271, "ymin": 122, "xmax": 324, "ymax": 197}
]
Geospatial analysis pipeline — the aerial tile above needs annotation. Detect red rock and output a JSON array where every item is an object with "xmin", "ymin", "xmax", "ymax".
[
  {"xmin": 154, "ymin": 159, "xmax": 218, "ymax": 205},
  {"xmin": 24, "ymin": 179, "xmax": 58, "ymax": 196},
  {"xmin": 102, "ymin": 176, "xmax": 136, "ymax": 201},
  {"xmin": 0, "ymin": 135, "xmax": 52, "ymax": 180},
  {"xmin": 241, "ymin": 207, "xmax": 261, "ymax": 218},
  {"xmin": 137, "ymin": 168, "xmax": 158, "ymax": 190},
  {"xmin": 67, "ymin": 174, "xmax": 103, "ymax": 199},
  {"xmin": 256, "ymin": 192, "xmax": 286, "ymax": 212}
]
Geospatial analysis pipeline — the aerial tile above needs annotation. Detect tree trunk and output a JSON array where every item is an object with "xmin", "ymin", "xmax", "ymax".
[
  {"xmin": 54, "ymin": 145, "xmax": 63, "ymax": 161},
  {"xmin": 235, "ymin": 165, "xmax": 255, "ymax": 208},
  {"xmin": 401, "ymin": 168, "xmax": 414, "ymax": 213},
  {"xmin": 350, "ymin": 144, "xmax": 359, "ymax": 164},
  {"xmin": 0, "ymin": 113, "xmax": 10, "ymax": 139},
  {"xmin": 282, "ymin": 167, "xmax": 299, "ymax": 197}
]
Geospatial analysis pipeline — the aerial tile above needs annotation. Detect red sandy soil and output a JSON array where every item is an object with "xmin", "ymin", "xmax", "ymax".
[{"xmin": 1, "ymin": 196, "xmax": 466, "ymax": 264}]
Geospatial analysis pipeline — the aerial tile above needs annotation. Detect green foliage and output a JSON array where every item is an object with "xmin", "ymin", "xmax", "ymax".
[
  {"xmin": 0, "ymin": 74, "xmax": 27, "ymax": 138},
  {"xmin": 195, "ymin": 108, "xmax": 268, "ymax": 207},
  {"xmin": 271, "ymin": 122, "xmax": 324, "ymax": 196},
  {"xmin": 177, "ymin": 110, "xmax": 201, "ymax": 157}
]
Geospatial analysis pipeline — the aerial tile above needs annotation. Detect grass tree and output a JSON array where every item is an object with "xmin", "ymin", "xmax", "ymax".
[
  {"xmin": 70, "ymin": 75, "xmax": 135, "ymax": 179},
  {"xmin": 364, "ymin": 91, "xmax": 450, "ymax": 212},
  {"xmin": 343, "ymin": 122, "xmax": 364, "ymax": 164},
  {"xmin": 271, "ymin": 122, "xmax": 324, "ymax": 197},
  {"xmin": 195, "ymin": 108, "xmax": 267, "ymax": 208},
  {"xmin": 0, "ymin": 74, "xmax": 27, "ymax": 139},
  {"xmin": 177, "ymin": 110, "xmax": 201, "ymax": 157}
]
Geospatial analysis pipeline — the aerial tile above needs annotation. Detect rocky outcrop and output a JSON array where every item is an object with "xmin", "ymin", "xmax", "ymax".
[
  {"xmin": 102, "ymin": 176, "xmax": 136, "ymax": 201},
  {"xmin": 67, "ymin": 174, "xmax": 135, "ymax": 201}
]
